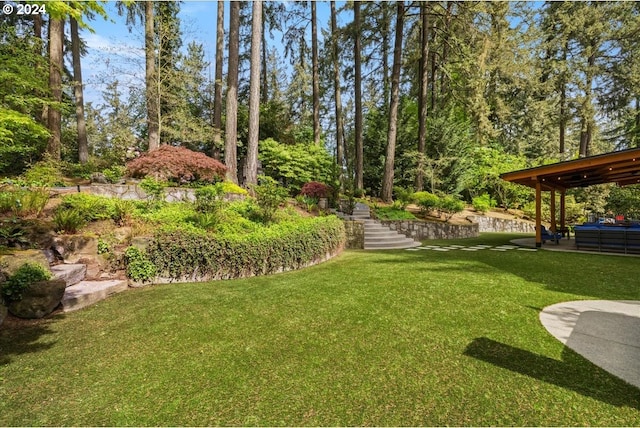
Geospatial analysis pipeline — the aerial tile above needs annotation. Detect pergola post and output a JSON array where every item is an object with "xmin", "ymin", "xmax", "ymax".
[
  {"xmin": 560, "ymin": 189, "xmax": 566, "ymax": 232},
  {"xmin": 535, "ymin": 180, "xmax": 542, "ymax": 248},
  {"xmin": 550, "ymin": 189, "xmax": 557, "ymax": 233}
]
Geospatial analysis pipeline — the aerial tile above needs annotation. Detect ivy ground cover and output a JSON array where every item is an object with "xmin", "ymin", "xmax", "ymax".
[{"xmin": 1, "ymin": 234, "xmax": 639, "ymax": 426}]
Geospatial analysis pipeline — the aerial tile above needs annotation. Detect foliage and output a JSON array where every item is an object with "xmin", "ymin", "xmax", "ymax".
[
  {"xmin": 439, "ymin": 195, "xmax": 465, "ymax": 220},
  {"xmin": 0, "ymin": 218, "xmax": 29, "ymax": 248},
  {"xmin": 112, "ymin": 199, "xmax": 135, "ymax": 227},
  {"xmin": 523, "ymin": 194, "xmax": 586, "ymax": 225},
  {"xmin": 258, "ymin": 138, "xmax": 334, "ymax": 194},
  {"xmin": 605, "ymin": 185, "xmax": 640, "ymax": 219},
  {"xmin": 194, "ymin": 184, "xmax": 224, "ymax": 213},
  {"xmin": 22, "ymin": 161, "xmax": 65, "ymax": 187},
  {"xmin": 413, "ymin": 191, "xmax": 440, "ymax": 214},
  {"xmin": 472, "ymin": 194, "xmax": 496, "ymax": 214},
  {"xmin": 102, "ymin": 165, "xmax": 127, "ymax": 184},
  {"xmin": 3, "ymin": 187, "xmax": 50, "ymax": 217},
  {"xmin": 53, "ymin": 209, "xmax": 86, "ymax": 234},
  {"xmin": 126, "ymin": 145, "xmax": 226, "ymax": 184},
  {"xmin": 297, "ymin": 195, "xmax": 318, "ymax": 212},
  {"xmin": 124, "ymin": 246, "xmax": 157, "ymax": 283},
  {"xmin": 1, "ymin": 262, "xmax": 51, "ymax": 302},
  {"xmin": 250, "ymin": 176, "xmax": 289, "ymax": 223},
  {"xmin": 58, "ymin": 193, "xmax": 115, "ymax": 222},
  {"xmin": 139, "ymin": 178, "xmax": 166, "ymax": 206},
  {"xmin": 372, "ymin": 206, "xmax": 417, "ymax": 221},
  {"xmin": 97, "ymin": 238, "xmax": 110, "ymax": 255},
  {"xmin": 220, "ymin": 181, "xmax": 248, "ymax": 195},
  {"xmin": 392, "ymin": 186, "xmax": 415, "ymax": 210},
  {"xmin": 300, "ymin": 181, "xmax": 331, "ymax": 199},
  {"xmin": 147, "ymin": 216, "xmax": 345, "ymax": 280}
]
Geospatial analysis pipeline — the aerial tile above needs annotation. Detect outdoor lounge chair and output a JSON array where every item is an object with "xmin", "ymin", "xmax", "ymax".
[{"xmin": 539, "ymin": 225, "xmax": 562, "ymax": 244}]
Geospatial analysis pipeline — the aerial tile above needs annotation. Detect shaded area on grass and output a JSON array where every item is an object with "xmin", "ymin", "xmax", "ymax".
[
  {"xmin": 0, "ymin": 315, "xmax": 61, "ymax": 365},
  {"xmin": 464, "ymin": 337, "xmax": 640, "ymax": 410}
]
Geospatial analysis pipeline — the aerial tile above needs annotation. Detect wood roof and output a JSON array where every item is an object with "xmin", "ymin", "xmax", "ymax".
[{"xmin": 500, "ymin": 148, "xmax": 640, "ymax": 191}]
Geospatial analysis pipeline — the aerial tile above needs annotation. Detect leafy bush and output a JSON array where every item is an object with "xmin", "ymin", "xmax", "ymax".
[
  {"xmin": 53, "ymin": 208, "xmax": 86, "ymax": 234},
  {"xmin": 300, "ymin": 181, "xmax": 330, "ymax": 199},
  {"xmin": 102, "ymin": 165, "xmax": 127, "ymax": 184},
  {"xmin": 8, "ymin": 187, "xmax": 50, "ymax": 217},
  {"xmin": 297, "ymin": 195, "xmax": 318, "ymax": 212},
  {"xmin": 472, "ymin": 193, "xmax": 495, "ymax": 214},
  {"xmin": 124, "ymin": 246, "xmax": 157, "ymax": 283},
  {"xmin": 393, "ymin": 186, "xmax": 415, "ymax": 210},
  {"xmin": 139, "ymin": 177, "xmax": 166, "ymax": 206},
  {"xmin": 0, "ymin": 218, "xmax": 29, "ymax": 248},
  {"xmin": 1, "ymin": 262, "xmax": 51, "ymax": 302},
  {"xmin": 112, "ymin": 199, "xmax": 135, "ymax": 226},
  {"xmin": 194, "ymin": 184, "xmax": 224, "ymax": 213},
  {"xmin": 250, "ymin": 176, "xmax": 289, "ymax": 223},
  {"xmin": 373, "ymin": 206, "xmax": 417, "ymax": 221},
  {"xmin": 147, "ymin": 216, "xmax": 345, "ymax": 280},
  {"xmin": 126, "ymin": 145, "xmax": 226, "ymax": 184},
  {"xmin": 220, "ymin": 181, "xmax": 248, "ymax": 195},
  {"xmin": 413, "ymin": 191, "xmax": 440, "ymax": 214},
  {"xmin": 58, "ymin": 193, "xmax": 115, "ymax": 221},
  {"xmin": 22, "ymin": 160, "xmax": 64, "ymax": 187},
  {"xmin": 605, "ymin": 184, "xmax": 640, "ymax": 219},
  {"xmin": 439, "ymin": 195, "xmax": 465, "ymax": 220}
]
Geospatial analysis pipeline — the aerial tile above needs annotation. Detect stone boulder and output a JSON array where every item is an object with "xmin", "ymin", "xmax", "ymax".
[
  {"xmin": 7, "ymin": 280, "xmax": 66, "ymax": 319},
  {"xmin": 52, "ymin": 235, "xmax": 98, "ymax": 263},
  {"xmin": 0, "ymin": 250, "xmax": 50, "ymax": 276}
]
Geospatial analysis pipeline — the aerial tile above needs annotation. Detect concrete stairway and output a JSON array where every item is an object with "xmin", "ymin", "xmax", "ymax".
[
  {"xmin": 339, "ymin": 203, "xmax": 421, "ymax": 250},
  {"xmin": 51, "ymin": 263, "xmax": 128, "ymax": 312}
]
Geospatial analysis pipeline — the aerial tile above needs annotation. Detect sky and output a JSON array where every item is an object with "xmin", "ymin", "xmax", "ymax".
[{"xmin": 80, "ymin": 1, "xmax": 336, "ymax": 108}]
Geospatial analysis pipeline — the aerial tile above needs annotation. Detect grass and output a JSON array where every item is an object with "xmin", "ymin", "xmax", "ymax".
[{"xmin": 1, "ymin": 233, "xmax": 639, "ymax": 426}]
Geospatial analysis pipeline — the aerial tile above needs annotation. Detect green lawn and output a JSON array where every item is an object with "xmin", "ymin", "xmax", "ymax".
[{"xmin": 1, "ymin": 233, "xmax": 639, "ymax": 426}]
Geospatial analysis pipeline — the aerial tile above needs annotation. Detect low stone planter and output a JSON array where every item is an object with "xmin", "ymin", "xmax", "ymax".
[{"xmin": 7, "ymin": 279, "xmax": 66, "ymax": 319}]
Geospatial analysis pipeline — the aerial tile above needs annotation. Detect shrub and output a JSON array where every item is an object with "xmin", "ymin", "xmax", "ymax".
[
  {"xmin": 139, "ymin": 177, "xmax": 166, "ymax": 206},
  {"xmin": 53, "ymin": 208, "xmax": 86, "ymax": 234},
  {"xmin": 472, "ymin": 193, "xmax": 495, "ymax": 214},
  {"xmin": 250, "ymin": 176, "xmax": 288, "ymax": 223},
  {"xmin": 439, "ymin": 195, "xmax": 465, "ymax": 220},
  {"xmin": 2, "ymin": 262, "xmax": 51, "ymax": 302},
  {"xmin": 413, "ymin": 191, "xmax": 440, "ymax": 214},
  {"xmin": 112, "ymin": 199, "xmax": 135, "ymax": 226},
  {"xmin": 194, "ymin": 183, "xmax": 224, "ymax": 213},
  {"xmin": 393, "ymin": 186, "xmax": 415, "ymax": 210},
  {"xmin": 147, "ymin": 216, "xmax": 345, "ymax": 280},
  {"xmin": 22, "ymin": 160, "xmax": 64, "ymax": 187},
  {"xmin": 0, "ymin": 218, "xmax": 29, "ymax": 248},
  {"xmin": 9, "ymin": 187, "xmax": 50, "ymax": 217},
  {"xmin": 126, "ymin": 145, "xmax": 227, "ymax": 184},
  {"xmin": 102, "ymin": 165, "xmax": 127, "ymax": 184},
  {"xmin": 58, "ymin": 193, "xmax": 115, "ymax": 222},
  {"xmin": 373, "ymin": 206, "xmax": 417, "ymax": 221},
  {"xmin": 300, "ymin": 181, "xmax": 331, "ymax": 199},
  {"xmin": 220, "ymin": 181, "xmax": 248, "ymax": 195},
  {"xmin": 124, "ymin": 246, "xmax": 157, "ymax": 283}
]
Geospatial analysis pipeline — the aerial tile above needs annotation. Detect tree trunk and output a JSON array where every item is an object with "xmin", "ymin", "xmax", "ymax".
[
  {"xmin": 71, "ymin": 18, "xmax": 89, "ymax": 164},
  {"xmin": 331, "ymin": 1, "xmax": 345, "ymax": 190},
  {"xmin": 212, "ymin": 0, "xmax": 224, "ymax": 159},
  {"xmin": 311, "ymin": 1, "xmax": 320, "ymax": 146},
  {"xmin": 261, "ymin": 6, "xmax": 268, "ymax": 104},
  {"xmin": 354, "ymin": 1, "xmax": 364, "ymax": 191},
  {"xmin": 145, "ymin": 2, "xmax": 160, "ymax": 151},
  {"xmin": 225, "ymin": 1, "xmax": 241, "ymax": 184},
  {"xmin": 381, "ymin": 2, "xmax": 404, "ymax": 203},
  {"xmin": 579, "ymin": 43, "xmax": 596, "ymax": 158},
  {"xmin": 415, "ymin": 2, "xmax": 430, "ymax": 192},
  {"xmin": 46, "ymin": 18, "xmax": 64, "ymax": 160},
  {"xmin": 246, "ymin": 0, "xmax": 262, "ymax": 191},
  {"xmin": 34, "ymin": 14, "xmax": 48, "ymax": 126},
  {"xmin": 559, "ymin": 40, "xmax": 567, "ymax": 155}
]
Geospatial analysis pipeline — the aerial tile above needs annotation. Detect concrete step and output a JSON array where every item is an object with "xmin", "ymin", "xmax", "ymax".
[
  {"xmin": 61, "ymin": 279, "xmax": 129, "ymax": 312},
  {"xmin": 365, "ymin": 235, "xmax": 418, "ymax": 244},
  {"xmin": 51, "ymin": 263, "xmax": 87, "ymax": 287},
  {"xmin": 365, "ymin": 240, "xmax": 421, "ymax": 250}
]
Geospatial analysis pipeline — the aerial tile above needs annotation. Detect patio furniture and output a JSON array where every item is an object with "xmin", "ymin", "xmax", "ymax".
[{"xmin": 540, "ymin": 225, "xmax": 562, "ymax": 244}]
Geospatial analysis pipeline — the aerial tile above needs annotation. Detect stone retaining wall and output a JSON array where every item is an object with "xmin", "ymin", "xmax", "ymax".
[
  {"xmin": 379, "ymin": 220, "xmax": 479, "ymax": 240},
  {"xmin": 466, "ymin": 215, "xmax": 535, "ymax": 233},
  {"xmin": 88, "ymin": 184, "xmax": 245, "ymax": 203},
  {"xmin": 343, "ymin": 220, "xmax": 365, "ymax": 249}
]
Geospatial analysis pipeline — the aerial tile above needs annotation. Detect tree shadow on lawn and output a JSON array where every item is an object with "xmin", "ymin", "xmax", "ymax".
[
  {"xmin": 384, "ymin": 249, "xmax": 640, "ymax": 301},
  {"xmin": 464, "ymin": 337, "xmax": 640, "ymax": 410},
  {"xmin": 0, "ymin": 313, "xmax": 62, "ymax": 366}
]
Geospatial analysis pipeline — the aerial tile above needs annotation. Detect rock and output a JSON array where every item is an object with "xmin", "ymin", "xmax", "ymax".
[
  {"xmin": 0, "ymin": 250, "xmax": 51, "ymax": 276},
  {"xmin": 50, "ymin": 264, "xmax": 87, "ymax": 287},
  {"xmin": 51, "ymin": 235, "xmax": 98, "ymax": 263},
  {"xmin": 91, "ymin": 172, "xmax": 109, "ymax": 184},
  {"xmin": 7, "ymin": 280, "xmax": 66, "ymax": 319}
]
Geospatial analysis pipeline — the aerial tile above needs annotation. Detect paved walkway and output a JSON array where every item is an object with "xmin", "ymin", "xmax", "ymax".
[
  {"xmin": 406, "ymin": 244, "xmax": 538, "ymax": 252},
  {"xmin": 540, "ymin": 300, "xmax": 640, "ymax": 389}
]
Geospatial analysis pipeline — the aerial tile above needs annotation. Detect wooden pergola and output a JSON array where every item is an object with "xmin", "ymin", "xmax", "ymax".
[{"xmin": 500, "ymin": 148, "xmax": 640, "ymax": 247}]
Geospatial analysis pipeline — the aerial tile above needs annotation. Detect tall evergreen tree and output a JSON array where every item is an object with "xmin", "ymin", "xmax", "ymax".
[
  {"xmin": 246, "ymin": 0, "xmax": 263, "ymax": 189},
  {"xmin": 225, "ymin": 1, "xmax": 241, "ymax": 184}
]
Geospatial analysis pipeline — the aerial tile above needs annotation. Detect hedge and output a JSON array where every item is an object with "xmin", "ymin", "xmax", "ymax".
[{"xmin": 146, "ymin": 216, "xmax": 346, "ymax": 282}]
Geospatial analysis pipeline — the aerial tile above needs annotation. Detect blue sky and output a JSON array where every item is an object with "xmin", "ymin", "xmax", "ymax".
[{"xmin": 80, "ymin": 1, "xmax": 336, "ymax": 107}]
